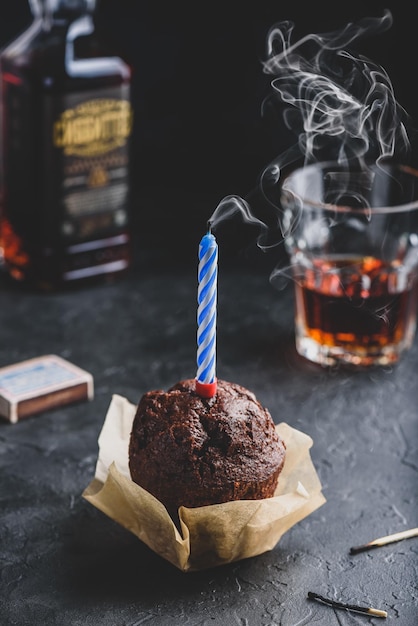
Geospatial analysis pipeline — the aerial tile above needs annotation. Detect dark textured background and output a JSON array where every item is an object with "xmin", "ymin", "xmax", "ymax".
[
  {"xmin": 1, "ymin": 4, "xmax": 417, "ymax": 624},
  {"xmin": 1, "ymin": 2, "xmax": 418, "ymax": 264}
]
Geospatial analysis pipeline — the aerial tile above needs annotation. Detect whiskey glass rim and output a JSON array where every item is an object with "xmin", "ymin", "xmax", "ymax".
[{"xmin": 280, "ymin": 160, "xmax": 418, "ymax": 215}]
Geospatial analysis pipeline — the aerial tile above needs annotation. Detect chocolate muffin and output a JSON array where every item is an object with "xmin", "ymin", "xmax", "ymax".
[{"xmin": 128, "ymin": 379, "xmax": 286, "ymax": 517}]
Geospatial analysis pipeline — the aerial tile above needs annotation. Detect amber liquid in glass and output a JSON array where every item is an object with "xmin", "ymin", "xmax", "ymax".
[{"xmin": 293, "ymin": 256, "xmax": 418, "ymax": 365}]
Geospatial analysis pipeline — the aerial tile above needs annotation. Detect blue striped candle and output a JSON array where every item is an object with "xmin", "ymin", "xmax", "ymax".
[{"xmin": 196, "ymin": 226, "xmax": 218, "ymax": 398}]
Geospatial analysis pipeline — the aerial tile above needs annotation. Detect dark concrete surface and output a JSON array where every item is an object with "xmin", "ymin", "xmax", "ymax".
[
  {"xmin": 0, "ymin": 249, "xmax": 417, "ymax": 625},
  {"xmin": 1, "ymin": 3, "xmax": 418, "ymax": 623}
]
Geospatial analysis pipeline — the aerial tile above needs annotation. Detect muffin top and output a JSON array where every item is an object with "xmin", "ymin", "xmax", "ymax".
[{"xmin": 128, "ymin": 379, "xmax": 286, "ymax": 513}]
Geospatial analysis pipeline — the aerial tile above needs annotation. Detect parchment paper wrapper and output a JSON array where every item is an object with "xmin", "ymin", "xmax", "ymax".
[{"xmin": 83, "ymin": 394, "xmax": 326, "ymax": 572}]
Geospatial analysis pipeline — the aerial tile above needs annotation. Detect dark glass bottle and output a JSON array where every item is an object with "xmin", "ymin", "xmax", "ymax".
[{"xmin": 0, "ymin": 0, "xmax": 133, "ymax": 290}]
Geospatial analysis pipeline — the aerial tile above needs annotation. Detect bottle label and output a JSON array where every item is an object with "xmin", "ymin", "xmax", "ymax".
[
  {"xmin": 53, "ymin": 98, "xmax": 132, "ymax": 157},
  {"xmin": 0, "ymin": 72, "xmax": 133, "ymax": 285},
  {"xmin": 46, "ymin": 86, "xmax": 133, "ymax": 245}
]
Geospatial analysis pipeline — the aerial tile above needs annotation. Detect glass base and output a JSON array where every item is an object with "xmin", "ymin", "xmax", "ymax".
[{"xmin": 295, "ymin": 334, "xmax": 409, "ymax": 368}]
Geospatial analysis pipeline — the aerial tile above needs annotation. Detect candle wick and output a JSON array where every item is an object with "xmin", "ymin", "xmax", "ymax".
[{"xmin": 207, "ymin": 220, "xmax": 212, "ymax": 234}]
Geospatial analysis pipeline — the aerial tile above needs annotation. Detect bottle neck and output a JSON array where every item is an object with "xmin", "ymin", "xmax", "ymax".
[{"xmin": 33, "ymin": 0, "xmax": 96, "ymax": 20}]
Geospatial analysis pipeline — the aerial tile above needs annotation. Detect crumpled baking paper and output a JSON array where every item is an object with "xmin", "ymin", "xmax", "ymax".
[{"xmin": 83, "ymin": 394, "xmax": 326, "ymax": 572}]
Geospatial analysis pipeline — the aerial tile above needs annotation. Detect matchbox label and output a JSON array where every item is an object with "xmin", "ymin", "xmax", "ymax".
[
  {"xmin": 0, "ymin": 355, "xmax": 94, "ymax": 423},
  {"xmin": 0, "ymin": 359, "xmax": 81, "ymax": 399}
]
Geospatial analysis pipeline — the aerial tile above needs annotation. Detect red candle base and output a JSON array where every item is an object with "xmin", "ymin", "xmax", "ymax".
[{"xmin": 195, "ymin": 378, "xmax": 217, "ymax": 398}]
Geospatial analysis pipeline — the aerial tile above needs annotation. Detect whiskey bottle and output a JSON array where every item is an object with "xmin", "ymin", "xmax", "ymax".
[{"xmin": 0, "ymin": 0, "xmax": 133, "ymax": 290}]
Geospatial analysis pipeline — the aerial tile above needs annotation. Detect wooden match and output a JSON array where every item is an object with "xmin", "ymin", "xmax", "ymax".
[
  {"xmin": 350, "ymin": 527, "xmax": 418, "ymax": 555},
  {"xmin": 308, "ymin": 591, "xmax": 387, "ymax": 618}
]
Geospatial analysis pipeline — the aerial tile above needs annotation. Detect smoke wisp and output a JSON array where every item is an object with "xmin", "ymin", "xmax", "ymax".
[
  {"xmin": 261, "ymin": 9, "xmax": 410, "ymax": 179},
  {"xmin": 208, "ymin": 9, "xmax": 413, "ymax": 260}
]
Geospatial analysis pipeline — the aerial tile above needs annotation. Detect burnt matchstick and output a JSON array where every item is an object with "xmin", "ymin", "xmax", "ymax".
[
  {"xmin": 308, "ymin": 591, "xmax": 387, "ymax": 618},
  {"xmin": 350, "ymin": 527, "xmax": 418, "ymax": 555}
]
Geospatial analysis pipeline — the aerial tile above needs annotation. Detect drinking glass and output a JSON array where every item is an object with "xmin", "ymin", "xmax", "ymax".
[{"xmin": 279, "ymin": 161, "xmax": 418, "ymax": 366}]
